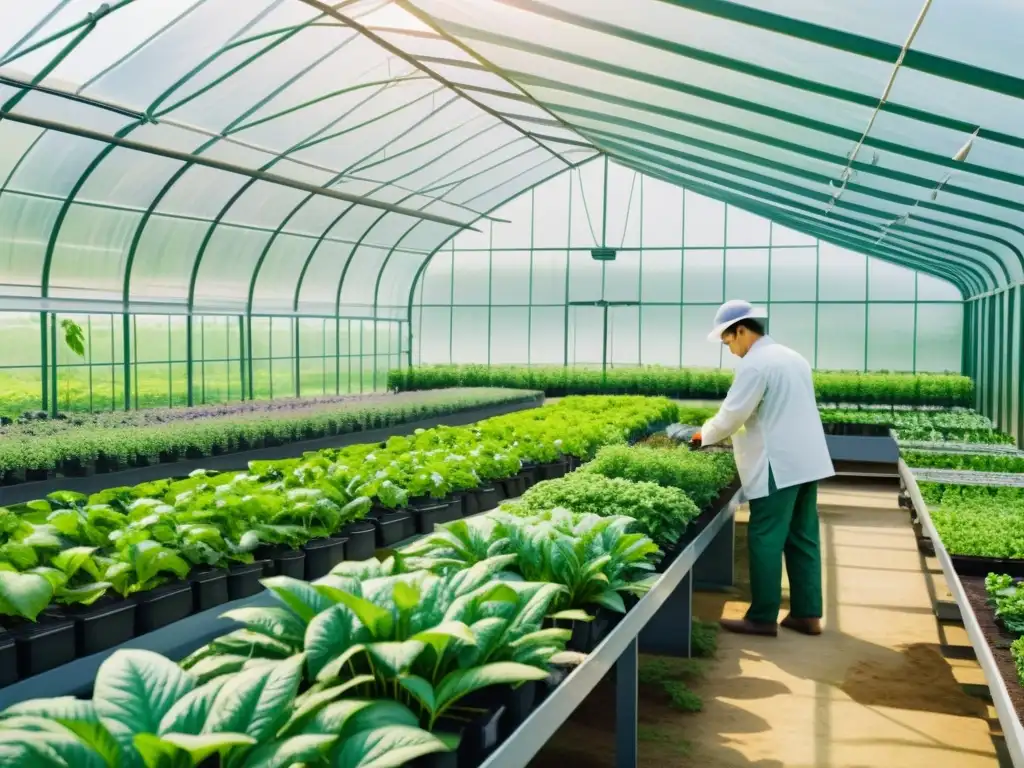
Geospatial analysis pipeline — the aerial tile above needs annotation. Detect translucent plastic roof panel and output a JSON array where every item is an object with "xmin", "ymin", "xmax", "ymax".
[
  {"xmin": 0, "ymin": 0, "xmax": 595, "ymax": 316},
  {"xmin": 404, "ymin": 0, "xmax": 1024, "ymax": 297}
]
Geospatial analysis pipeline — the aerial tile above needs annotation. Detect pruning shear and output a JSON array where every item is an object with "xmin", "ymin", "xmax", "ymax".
[{"xmin": 671, "ymin": 425, "xmax": 703, "ymax": 450}]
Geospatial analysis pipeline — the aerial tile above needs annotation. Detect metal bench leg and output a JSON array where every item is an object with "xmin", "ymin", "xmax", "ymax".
[
  {"xmin": 694, "ymin": 513, "xmax": 735, "ymax": 591},
  {"xmin": 616, "ymin": 636, "xmax": 639, "ymax": 768},
  {"xmin": 638, "ymin": 570, "xmax": 692, "ymax": 657}
]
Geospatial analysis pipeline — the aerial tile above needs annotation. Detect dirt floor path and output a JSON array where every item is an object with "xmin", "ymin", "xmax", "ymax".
[{"xmin": 531, "ymin": 480, "xmax": 1003, "ymax": 767}]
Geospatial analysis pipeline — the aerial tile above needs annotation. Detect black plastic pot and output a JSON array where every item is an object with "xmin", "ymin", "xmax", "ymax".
[
  {"xmin": 6, "ymin": 616, "xmax": 76, "ymax": 678},
  {"xmin": 134, "ymin": 582, "xmax": 194, "ymax": 635},
  {"xmin": 59, "ymin": 457, "xmax": 95, "ymax": 478},
  {"xmin": 519, "ymin": 467, "xmax": 539, "ymax": 489},
  {"xmin": 462, "ymin": 492, "xmax": 481, "ymax": 518},
  {"xmin": 500, "ymin": 474, "xmax": 527, "ymax": 499},
  {"xmin": 491, "ymin": 481, "xmax": 508, "ymax": 504},
  {"xmin": 538, "ymin": 461, "xmax": 568, "ymax": 481},
  {"xmin": 339, "ymin": 521, "xmax": 377, "ymax": 561},
  {"xmin": 474, "ymin": 486, "xmax": 499, "ymax": 514},
  {"xmin": 190, "ymin": 568, "xmax": 229, "ymax": 613},
  {"xmin": 158, "ymin": 450, "xmax": 179, "ymax": 464},
  {"xmin": 0, "ymin": 630, "xmax": 16, "ymax": 688},
  {"xmin": 62, "ymin": 597, "xmax": 136, "ymax": 657},
  {"xmin": 437, "ymin": 704, "xmax": 504, "ymax": 766},
  {"xmin": 410, "ymin": 499, "xmax": 462, "ymax": 534},
  {"xmin": 227, "ymin": 561, "xmax": 268, "ymax": 600},
  {"xmin": 130, "ymin": 454, "xmax": 159, "ymax": 469},
  {"xmin": 25, "ymin": 468, "xmax": 54, "ymax": 483},
  {"xmin": 405, "ymin": 750, "xmax": 458, "ymax": 768},
  {"xmin": 545, "ymin": 611, "xmax": 612, "ymax": 654},
  {"xmin": 274, "ymin": 549, "xmax": 306, "ymax": 579},
  {"xmin": 370, "ymin": 511, "xmax": 411, "ymax": 547},
  {"xmin": 303, "ymin": 537, "xmax": 348, "ymax": 580},
  {"xmin": 94, "ymin": 456, "xmax": 121, "ymax": 474},
  {"xmin": 501, "ymin": 681, "xmax": 538, "ymax": 737}
]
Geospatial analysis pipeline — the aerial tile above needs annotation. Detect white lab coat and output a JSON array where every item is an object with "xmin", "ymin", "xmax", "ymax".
[{"xmin": 700, "ymin": 336, "xmax": 834, "ymax": 500}]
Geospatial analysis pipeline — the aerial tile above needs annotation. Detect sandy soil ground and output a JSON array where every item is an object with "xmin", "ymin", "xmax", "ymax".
[{"xmin": 529, "ymin": 480, "xmax": 1003, "ymax": 768}]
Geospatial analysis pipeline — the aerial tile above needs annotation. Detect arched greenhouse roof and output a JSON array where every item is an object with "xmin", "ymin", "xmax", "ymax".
[{"xmin": 2, "ymin": 0, "xmax": 1021, "ymax": 314}]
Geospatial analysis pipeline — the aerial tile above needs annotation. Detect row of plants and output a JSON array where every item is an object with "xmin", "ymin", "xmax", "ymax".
[
  {"xmin": 983, "ymin": 575, "xmax": 1024, "ymax": 693},
  {"xmin": 389, "ymin": 365, "xmax": 974, "ymax": 406},
  {"xmin": 0, "ymin": 389, "xmax": 542, "ymax": 485},
  {"xmin": 2, "ymin": 393, "xmax": 424, "ymax": 433},
  {"xmin": 0, "ymin": 506, "xmax": 665, "ymax": 768},
  {"xmin": 0, "ymin": 396, "xmax": 679, "ymax": 688},
  {"xmin": 920, "ymin": 484, "xmax": 1024, "ymax": 561},
  {"xmin": 902, "ymin": 450, "xmax": 1024, "ymax": 474},
  {"xmin": 822, "ymin": 407, "xmax": 1012, "ymax": 444}
]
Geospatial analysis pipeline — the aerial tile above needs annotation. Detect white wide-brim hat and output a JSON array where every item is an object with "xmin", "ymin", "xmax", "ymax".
[{"xmin": 707, "ymin": 299, "xmax": 768, "ymax": 342}]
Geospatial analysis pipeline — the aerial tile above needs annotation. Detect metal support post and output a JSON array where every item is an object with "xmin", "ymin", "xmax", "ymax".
[
  {"xmin": 638, "ymin": 570, "xmax": 692, "ymax": 657},
  {"xmin": 694, "ymin": 513, "xmax": 735, "ymax": 591},
  {"xmin": 615, "ymin": 636, "xmax": 638, "ymax": 768}
]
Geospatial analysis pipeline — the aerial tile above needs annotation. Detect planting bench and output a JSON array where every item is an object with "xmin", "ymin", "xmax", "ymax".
[{"xmin": 899, "ymin": 460, "xmax": 1024, "ymax": 767}]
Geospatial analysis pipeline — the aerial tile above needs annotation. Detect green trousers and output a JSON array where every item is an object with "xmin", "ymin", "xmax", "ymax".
[{"xmin": 745, "ymin": 466, "xmax": 823, "ymax": 624}]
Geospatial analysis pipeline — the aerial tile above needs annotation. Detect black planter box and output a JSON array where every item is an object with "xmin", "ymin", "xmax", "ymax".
[
  {"xmin": 406, "ymin": 751, "xmax": 457, "ymax": 768},
  {"xmin": 227, "ymin": 561, "xmax": 268, "ymax": 600},
  {"xmin": 538, "ymin": 461, "xmax": 568, "ymax": 481},
  {"xmin": 274, "ymin": 549, "xmax": 306, "ymax": 579},
  {"xmin": 158, "ymin": 450, "xmax": 180, "ymax": 464},
  {"xmin": 94, "ymin": 456, "xmax": 122, "ymax": 474},
  {"xmin": 59, "ymin": 457, "xmax": 95, "ymax": 478},
  {"xmin": 189, "ymin": 569, "xmax": 229, "ymax": 612},
  {"xmin": 62, "ymin": 597, "xmax": 137, "ymax": 657},
  {"xmin": 339, "ymin": 521, "xmax": 376, "ymax": 561},
  {"xmin": 7, "ymin": 616, "xmax": 76, "ymax": 678},
  {"xmin": 546, "ymin": 611, "xmax": 612, "ymax": 654},
  {"xmin": 25, "ymin": 468, "xmax": 54, "ymax": 483},
  {"xmin": 500, "ymin": 681, "xmax": 538, "ymax": 738},
  {"xmin": 950, "ymin": 554, "xmax": 1024, "ymax": 578},
  {"xmin": 519, "ymin": 467, "xmax": 539, "ymax": 489},
  {"xmin": 129, "ymin": 454, "xmax": 160, "ymax": 469},
  {"xmin": 370, "ymin": 511, "xmax": 411, "ymax": 547},
  {"xmin": 134, "ymin": 582, "xmax": 194, "ymax": 635},
  {"xmin": 462, "ymin": 492, "xmax": 480, "ymax": 518},
  {"xmin": 410, "ymin": 499, "xmax": 462, "ymax": 534},
  {"xmin": 444, "ymin": 688, "xmax": 506, "ymax": 765},
  {"xmin": 0, "ymin": 630, "xmax": 16, "ymax": 689},
  {"xmin": 474, "ymin": 486, "xmax": 499, "ymax": 514},
  {"xmin": 303, "ymin": 537, "xmax": 347, "ymax": 580}
]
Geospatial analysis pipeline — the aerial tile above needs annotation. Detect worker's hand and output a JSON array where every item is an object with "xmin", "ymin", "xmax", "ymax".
[{"xmin": 689, "ymin": 431, "xmax": 703, "ymax": 450}]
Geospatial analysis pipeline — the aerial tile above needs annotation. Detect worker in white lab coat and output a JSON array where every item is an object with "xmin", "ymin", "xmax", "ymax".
[{"xmin": 691, "ymin": 300, "xmax": 835, "ymax": 637}]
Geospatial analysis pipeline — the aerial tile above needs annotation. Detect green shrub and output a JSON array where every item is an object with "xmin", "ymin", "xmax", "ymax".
[
  {"xmin": 580, "ymin": 445, "xmax": 735, "ymax": 510},
  {"xmin": 512, "ymin": 472, "xmax": 701, "ymax": 548}
]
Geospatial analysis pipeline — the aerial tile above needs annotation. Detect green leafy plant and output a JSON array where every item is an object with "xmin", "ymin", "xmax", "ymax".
[{"xmin": 513, "ymin": 472, "xmax": 700, "ymax": 548}]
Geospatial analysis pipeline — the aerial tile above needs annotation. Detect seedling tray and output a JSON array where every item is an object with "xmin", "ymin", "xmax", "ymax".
[
  {"xmin": 910, "ymin": 468, "xmax": 1024, "ymax": 487},
  {"xmin": 950, "ymin": 554, "xmax": 1024, "ymax": 579},
  {"xmin": 899, "ymin": 440, "xmax": 1024, "ymax": 457}
]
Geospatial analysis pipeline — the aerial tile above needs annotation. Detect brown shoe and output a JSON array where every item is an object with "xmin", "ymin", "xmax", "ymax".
[
  {"xmin": 719, "ymin": 618, "xmax": 778, "ymax": 637},
  {"xmin": 781, "ymin": 615, "xmax": 822, "ymax": 636}
]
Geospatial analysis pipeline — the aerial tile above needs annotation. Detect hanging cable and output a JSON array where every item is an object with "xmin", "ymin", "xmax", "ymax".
[{"xmin": 826, "ymin": 0, "xmax": 934, "ymax": 215}]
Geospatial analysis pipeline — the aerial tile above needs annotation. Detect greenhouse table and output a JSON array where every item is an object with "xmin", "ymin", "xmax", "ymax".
[
  {"xmin": 478, "ymin": 488, "xmax": 741, "ymax": 768},
  {"xmin": 899, "ymin": 460, "xmax": 1024, "ymax": 768}
]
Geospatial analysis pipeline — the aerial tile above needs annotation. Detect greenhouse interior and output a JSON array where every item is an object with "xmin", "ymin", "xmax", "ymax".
[{"xmin": 0, "ymin": 1, "xmax": 1022, "ymax": 766}]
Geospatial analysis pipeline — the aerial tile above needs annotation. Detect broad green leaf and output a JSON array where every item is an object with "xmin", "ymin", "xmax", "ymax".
[
  {"xmin": 0, "ymin": 728, "xmax": 88, "ymax": 768},
  {"xmin": 397, "ymin": 675, "xmax": 437, "ymax": 715},
  {"xmin": 0, "ymin": 571, "xmax": 54, "ymax": 620},
  {"xmin": 158, "ymin": 732, "xmax": 256, "ymax": 762},
  {"xmin": 592, "ymin": 590, "xmax": 626, "ymax": 614},
  {"xmin": 280, "ymin": 676, "xmax": 375, "ymax": 738},
  {"xmin": 262, "ymin": 576, "xmax": 334, "ymax": 623},
  {"xmin": 221, "ymin": 606, "xmax": 306, "ymax": 645},
  {"xmin": 241, "ymin": 734, "xmax": 337, "ymax": 768},
  {"xmin": 208, "ymin": 630, "xmax": 295, "ymax": 660},
  {"xmin": 364, "ymin": 641, "xmax": 424, "ymax": 678},
  {"xmin": 435, "ymin": 662, "xmax": 548, "ymax": 714},
  {"xmin": 314, "ymin": 586, "xmax": 392, "ymax": 637},
  {"xmin": 508, "ymin": 627, "xmax": 572, "ymax": 649},
  {"xmin": 93, "ymin": 649, "xmax": 196, "ymax": 765},
  {"xmin": 305, "ymin": 604, "xmax": 356, "ymax": 679},
  {"xmin": 314, "ymin": 644, "xmax": 366, "ymax": 683},
  {"xmin": 57, "ymin": 582, "xmax": 112, "ymax": 607},
  {"xmin": 0, "ymin": 698, "xmax": 118, "ymax": 766},
  {"xmin": 181, "ymin": 654, "xmax": 248, "ymax": 685},
  {"xmin": 158, "ymin": 676, "xmax": 231, "ymax": 735},
  {"xmin": 548, "ymin": 609, "xmax": 593, "ymax": 622},
  {"xmin": 392, "ymin": 582, "xmax": 420, "ymax": 613},
  {"xmin": 132, "ymin": 733, "xmax": 190, "ymax": 768},
  {"xmin": 50, "ymin": 547, "xmax": 98, "ymax": 580},
  {"xmin": 203, "ymin": 654, "xmax": 304, "ymax": 741},
  {"xmin": 299, "ymin": 699, "xmax": 376, "ymax": 736},
  {"xmin": 331, "ymin": 725, "xmax": 450, "ymax": 768},
  {"xmin": 409, "ymin": 621, "xmax": 476, "ymax": 657}
]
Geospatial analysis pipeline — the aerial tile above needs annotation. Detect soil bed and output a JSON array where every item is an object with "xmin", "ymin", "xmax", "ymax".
[{"xmin": 961, "ymin": 574, "xmax": 1024, "ymax": 723}]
